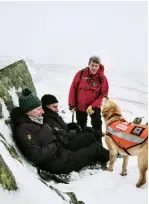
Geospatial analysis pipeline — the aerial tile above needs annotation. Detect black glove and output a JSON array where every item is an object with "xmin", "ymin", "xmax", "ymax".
[
  {"xmin": 82, "ymin": 127, "xmax": 94, "ymax": 133},
  {"xmin": 67, "ymin": 122, "xmax": 81, "ymax": 133},
  {"xmin": 68, "ymin": 130, "xmax": 77, "ymax": 140},
  {"xmin": 53, "ymin": 127, "xmax": 69, "ymax": 145},
  {"xmin": 69, "ymin": 106, "xmax": 76, "ymax": 110}
]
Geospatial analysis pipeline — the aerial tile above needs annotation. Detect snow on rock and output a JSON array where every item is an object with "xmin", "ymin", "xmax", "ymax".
[
  {"xmin": 0, "ymin": 60, "xmax": 148, "ymax": 204},
  {"xmin": 0, "ymin": 61, "xmax": 84, "ymax": 204}
]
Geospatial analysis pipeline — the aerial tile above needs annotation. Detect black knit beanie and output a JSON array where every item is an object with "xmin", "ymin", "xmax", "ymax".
[
  {"xmin": 41, "ymin": 94, "xmax": 58, "ymax": 108},
  {"xmin": 19, "ymin": 88, "xmax": 41, "ymax": 112}
]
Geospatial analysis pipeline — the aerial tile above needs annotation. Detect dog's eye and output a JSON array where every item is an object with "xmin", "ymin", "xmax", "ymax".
[{"xmin": 102, "ymin": 113, "xmax": 107, "ymax": 118}]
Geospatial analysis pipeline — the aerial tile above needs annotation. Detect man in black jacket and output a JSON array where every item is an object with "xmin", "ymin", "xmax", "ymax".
[
  {"xmin": 11, "ymin": 88, "xmax": 109, "ymax": 174},
  {"xmin": 41, "ymin": 94, "xmax": 103, "ymax": 151}
]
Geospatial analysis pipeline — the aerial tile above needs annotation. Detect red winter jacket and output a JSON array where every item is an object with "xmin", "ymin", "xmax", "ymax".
[{"xmin": 68, "ymin": 64, "xmax": 109, "ymax": 111}]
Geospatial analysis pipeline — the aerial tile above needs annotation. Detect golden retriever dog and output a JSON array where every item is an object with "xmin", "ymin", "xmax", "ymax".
[{"xmin": 101, "ymin": 98, "xmax": 148, "ymax": 188}]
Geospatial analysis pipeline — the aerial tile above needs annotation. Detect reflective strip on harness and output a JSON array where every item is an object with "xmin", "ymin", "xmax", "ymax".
[{"xmin": 107, "ymin": 126, "xmax": 144, "ymax": 144}]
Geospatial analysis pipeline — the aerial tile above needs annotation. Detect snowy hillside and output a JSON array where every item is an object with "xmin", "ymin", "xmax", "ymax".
[
  {"xmin": 29, "ymin": 63, "xmax": 148, "ymax": 204},
  {"xmin": 0, "ymin": 1, "xmax": 147, "ymax": 203},
  {"xmin": 0, "ymin": 60, "xmax": 148, "ymax": 204}
]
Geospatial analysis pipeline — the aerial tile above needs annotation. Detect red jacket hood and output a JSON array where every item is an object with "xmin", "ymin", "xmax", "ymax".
[{"xmin": 99, "ymin": 64, "xmax": 104, "ymax": 75}]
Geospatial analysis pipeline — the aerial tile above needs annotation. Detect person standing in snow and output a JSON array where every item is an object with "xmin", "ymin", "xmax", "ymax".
[
  {"xmin": 68, "ymin": 55, "xmax": 109, "ymax": 145},
  {"xmin": 11, "ymin": 88, "xmax": 109, "ymax": 174}
]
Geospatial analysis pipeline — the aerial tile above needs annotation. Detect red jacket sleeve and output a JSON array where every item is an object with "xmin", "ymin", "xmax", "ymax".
[
  {"xmin": 68, "ymin": 70, "xmax": 82, "ymax": 107},
  {"xmin": 91, "ymin": 75, "xmax": 109, "ymax": 108}
]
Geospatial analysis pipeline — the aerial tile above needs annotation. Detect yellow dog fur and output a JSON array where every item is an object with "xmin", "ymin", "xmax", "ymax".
[{"xmin": 101, "ymin": 98, "xmax": 148, "ymax": 188}]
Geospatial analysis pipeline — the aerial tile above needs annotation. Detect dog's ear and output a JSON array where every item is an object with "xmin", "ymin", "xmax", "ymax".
[
  {"xmin": 101, "ymin": 96, "xmax": 109, "ymax": 107},
  {"xmin": 102, "ymin": 109, "xmax": 109, "ymax": 118}
]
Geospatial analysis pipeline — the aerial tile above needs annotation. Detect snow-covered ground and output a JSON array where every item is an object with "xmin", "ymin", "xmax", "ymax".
[
  {"xmin": 0, "ymin": 62, "xmax": 148, "ymax": 204},
  {"xmin": 29, "ymin": 63, "xmax": 148, "ymax": 204},
  {"xmin": 0, "ymin": 1, "xmax": 147, "ymax": 203}
]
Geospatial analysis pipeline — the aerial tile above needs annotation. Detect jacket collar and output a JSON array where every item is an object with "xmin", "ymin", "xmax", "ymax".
[
  {"xmin": 43, "ymin": 107, "xmax": 61, "ymax": 123},
  {"xmin": 10, "ymin": 107, "xmax": 32, "ymax": 125},
  {"xmin": 43, "ymin": 107, "xmax": 58, "ymax": 118}
]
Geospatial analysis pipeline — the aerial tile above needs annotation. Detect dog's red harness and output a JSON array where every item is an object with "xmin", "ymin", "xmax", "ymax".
[{"xmin": 106, "ymin": 121, "xmax": 148, "ymax": 153}]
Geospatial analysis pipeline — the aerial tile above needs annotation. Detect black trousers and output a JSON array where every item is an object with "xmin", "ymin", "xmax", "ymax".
[
  {"xmin": 64, "ymin": 129, "xmax": 96, "ymax": 151},
  {"xmin": 76, "ymin": 108, "xmax": 103, "ymax": 142},
  {"xmin": 49, "ymin": 143, "xmax": 109, "ymax": 174}
]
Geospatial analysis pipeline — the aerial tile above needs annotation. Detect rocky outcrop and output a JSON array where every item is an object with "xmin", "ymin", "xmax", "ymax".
[
  {"xmin": 0, "ymin": 154, "xmax": 17, "ymax": 191},
  {"xmin": 0, "ymin": 60, "xmax": 36, "ymax": 191},
  {"xmin": 0, "ymin": 60, "xmax": 36, "ymax": 118},
  {"xmin": 0, "ymin": 60, "xmax": 84, "ymax": 203}
]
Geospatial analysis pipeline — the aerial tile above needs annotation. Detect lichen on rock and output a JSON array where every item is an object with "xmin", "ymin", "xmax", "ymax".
[
  {"xmin": 0, "ymin": 60, "xmax": 86, "ymax": 203},
  {"xmin": 0, "ymin": 60, "xmax": 36, "ymax": 191},
  {"xmin": 0, "ymin": 154, "xmax": 17, "ymax": 191},
  {"xmin": 0, "ymin": 103, "xmax": 2, "ymax": 118},
  {"xmin": 66, "ymin": 192, "xmax": 85, "ymax": 204},
  {"xmin": 0, "ymin": 60, "xmax": 36, "ymax": 117}
]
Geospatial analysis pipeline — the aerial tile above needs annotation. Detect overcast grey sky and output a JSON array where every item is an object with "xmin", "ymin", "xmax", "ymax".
[{"xmin": 0, "ymin": 1, "xmax": 147, "ymax": 73}]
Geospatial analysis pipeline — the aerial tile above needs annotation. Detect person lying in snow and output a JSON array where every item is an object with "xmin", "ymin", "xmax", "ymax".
[
  {"xmin": 10, "ymin": 88, "xmax": 109, "ymax": 174},
  {"xmin": 41, "ymin": 94, "xmax": 103, "ymax": 151}
]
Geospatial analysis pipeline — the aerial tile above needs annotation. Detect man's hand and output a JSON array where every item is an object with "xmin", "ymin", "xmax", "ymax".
[
  {"xmin": 67, "ymin": 122, "xmax": 81, "ymax": 133},
  {"xmin": 86, "ymin": 106, "xmax": 95, "ymax": 115},
  {"xmin": 53, "ymin": 127, "xmax": 69, "ymax": 144},
  {"xmin": 69, "ymin": 106, "xmax": 76, "ymax": 113}
]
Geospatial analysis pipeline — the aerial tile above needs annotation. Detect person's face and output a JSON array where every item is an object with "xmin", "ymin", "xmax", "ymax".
[
  {"xmin": 27, "ymin": 106, "xmax": 44, "ymax": 116},
  {"xmin": 47, "ymin": 103, "xmax": 59, "ymax": 113},
  {"xmin": 88, "ymin": 60, "xmax": 100, "ymax": 75}
]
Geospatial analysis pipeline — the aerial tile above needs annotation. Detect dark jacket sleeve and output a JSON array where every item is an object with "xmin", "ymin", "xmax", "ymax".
[
  {"xmin": 16, "ymin": 124, "xmax": 59, "ymax": 164},
  {"xmin": 91, "ymin": 74, "xmax": 109, "ymax": 108},
  {"xmin": 67, "ymin": 122, "xmax": 81, "ymax": 134},
  {"xmin": 68, "ymin": 70, "xmax": 82, "ymax": 107}
]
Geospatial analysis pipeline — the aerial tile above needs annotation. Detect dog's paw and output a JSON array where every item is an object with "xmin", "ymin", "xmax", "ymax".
[
  {"xmin": 120, "ymin": 171, "xmax": 127, "ymax": 176},
  {"xmin": 108, "ymin": 167, "xmax": 113, "ymax": 172},
  {"xmin": 136, "ymin": 180, "xmax": 146, "ymax": 188},
  {"xmin": 136, "ymin": 182, "xmax": 141, "ymax": 188}
]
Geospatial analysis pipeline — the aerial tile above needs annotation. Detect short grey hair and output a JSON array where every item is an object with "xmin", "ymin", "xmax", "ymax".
[{"xmin": 88, "ymin": 55, "xmax": 101, "ymax": 65}]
